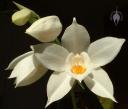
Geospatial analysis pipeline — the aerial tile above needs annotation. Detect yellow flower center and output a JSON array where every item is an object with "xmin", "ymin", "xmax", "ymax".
[
  {"xmin": 67, "ymin": 53, "xmax": 89, "ymax": 75},
  {"xmin": 71, "ymin": 64, "xmax": 86, "ymax": 74}
]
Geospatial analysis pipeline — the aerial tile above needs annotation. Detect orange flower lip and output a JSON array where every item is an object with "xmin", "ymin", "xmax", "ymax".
[{"xmin": 71, "ymin": 64, "xmax": 86, "ymax": 74}]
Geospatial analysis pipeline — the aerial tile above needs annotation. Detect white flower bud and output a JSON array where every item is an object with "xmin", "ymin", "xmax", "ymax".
[
  {"xmin": 12, "ymin": 8, "xmax": 31, "ymax": 26},
  {"xmin": 25, "ymin": 16, "xmax": 62, "ymax": 42},
  {"xmin": 12, "ymin": 2, "xmax": 40, "ymax": 26}
]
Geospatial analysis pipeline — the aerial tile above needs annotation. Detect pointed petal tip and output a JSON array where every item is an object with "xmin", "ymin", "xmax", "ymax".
[
  {"xmin": 12, "ymin": 1, "xmax": 20, "ymax": 8},
  {"xmin": 120, "ymin": 38, "xmax": 126, "ymax": 43},
  {"xmin": 112, "ymin": 97, "xmax": 118, "ymax": 103},
  {"xmin": 5, "ymin": 65, "xmax": 13, "ymax": 70},
  {"xmin": 115, "ymin": 100, "xmax": 118, "ymax": 103},
  {"xmin": 8, "ymin": 76, "xmax": 13, "ymax": 79},
  {"xmin": 72, "ymin": 17, "xmax": 77, "ymax": 23},
  {"xmin": 117, "ymin": 37, "xmax": 126, "ymax": 43},
  {"xmin": 8, "ymin": 73, "xmax": 17, "ymax": 79},
  {"xmin": 108, "ymin": 95, "xmax": 117, "ymax": 103},
  {"xmin": 117, "ymin": 38, "xmax": 126, "ymax": 48},
  {"xmin": 45, "ymin": 100, "xmax": 51, "ymax": 108},
  {"xmin": 5, "ymin": 64, "xmax": 14, "ymax": 71},
  {"xmin": 12, "ymin": 1, "xmax": 27, "ymax": 10},
  {"xmin": 12, "ymin": 1, "xmax": 16, "ymax": 4},
  {"xmin": 25, "ymin": 30, "xmax": 28, "ymax": 34},
  {"xmin": 15, "ymin": 85, "xmax": 18, "ymax": 88},
  {"xmin": 14, "ymin": 82, "xmax": 18, "ymax": 88},
  {"xmin": 5, "ymin": 67, "xmax": 9, "ymax": 70},
  {"xmin": 30, "ymin": 45, "xmax": 34, "ymax": 51},
  {"xmin": 45, "ymin": 104, "xmax": 48, "ymax": 108}
]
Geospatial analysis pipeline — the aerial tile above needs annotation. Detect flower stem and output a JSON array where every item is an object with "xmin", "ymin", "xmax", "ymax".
[
  {"xmin": 77, "ymin": 81, "xmax": 85, "ymax": 90},
  {"xmin": 55, "ymin": 38, "xmax": 61, "ymax": 45},
  {"xmin": 71, "ymin": 89, "xmax": 77, "ymax": 109}
]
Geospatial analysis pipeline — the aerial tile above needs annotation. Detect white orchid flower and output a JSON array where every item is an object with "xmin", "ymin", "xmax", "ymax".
[
  {"xmin": 6, "ymin": 44, "xmax": 50, "ymax": 87},
  {"xmin": 12, "ymin": 2, "xmax": 40, "ymax": 26},
  {"xmin": 35, "ymin": 18, "xmax": 125, "ymax": 107},
  {"xmin": 26, "ymin": 16, "xmax": 62, "ymax": 42}
]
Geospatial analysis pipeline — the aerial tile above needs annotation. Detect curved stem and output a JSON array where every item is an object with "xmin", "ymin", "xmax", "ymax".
[{"xmin": 71, "ymin": 89, "xmax": 77, "ymax": 109}]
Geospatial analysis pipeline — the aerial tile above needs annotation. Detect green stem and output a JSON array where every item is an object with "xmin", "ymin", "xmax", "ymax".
[
  {"xmin": 28, "ymin": 12, "xmax": 40, "ymax": 24},
  {"xmin": 71, "ymin": 89, "xmax": 77, "ymax": 109},
  {"xmin": 77, "ymin": 81, "xmax": 85, "ymax": 90},
  {"xmin": 55, "ymin": 38, "xmax": 61, "ymax": 45}
]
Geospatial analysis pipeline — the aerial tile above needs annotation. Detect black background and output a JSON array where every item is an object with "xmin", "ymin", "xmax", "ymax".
[{"xmin": 0, "ymin": 0, "xmax": 128, "ymax": 109}]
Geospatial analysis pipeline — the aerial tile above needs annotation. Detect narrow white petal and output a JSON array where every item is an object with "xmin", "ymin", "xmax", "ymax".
[
  {"xmin": 26, "ymin": 16, "xmax": 62, "ymax": 42},
  {"xmin": 61, "ymin": 17, "xmax": 90, "ymax": 53},
  {"xmin": 7, "ymin": 51, "xmax": 33, "ymax": 71},
  {"xmin": 46, "ymin": 72, "xmax": 74, "ymax": 107},
  {"xmin": 84, "ymin": 68, "xmax": 117, "ymax": 102},
  {"xmin": 88, "ymin": 37, "xmax": 125, "ymax": 68},
  {"xmin": 10, "ymin": 55, "xmax": 46, "ymax": 87},
  {"xmin": 37, "ymin": 44, "xmax": 69, "ymax": 72},
  {"xmin": 11, "ymin": 55, "xmax": 35, "ymax": 84},
  {"xmin": 16, "ymin": 65, "xmax": 47, "ymax": 87}
]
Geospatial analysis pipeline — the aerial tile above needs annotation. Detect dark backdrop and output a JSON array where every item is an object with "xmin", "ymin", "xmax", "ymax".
[{"xmin": 0, "ymin": 0, "xmax": 128, "ymax": 109}]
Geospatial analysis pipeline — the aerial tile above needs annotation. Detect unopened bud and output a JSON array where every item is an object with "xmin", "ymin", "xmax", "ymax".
[
  {"xmin": 12, "ymin": 8, "xmax": 31, "ymax": 26},
  {"xmin": 26, "ymin": 16, "xmax": 62, "ymax": 42}
]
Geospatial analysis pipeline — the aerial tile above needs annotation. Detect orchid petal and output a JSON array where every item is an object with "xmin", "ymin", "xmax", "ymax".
[
  {"xmin": 7, "ymin": 51, "xmax": 33, "ymax": 71},
  {"xmin": 10, "ymin": 55, "xmax": 47, "ymax": 87},
  {"xmin": 84, "ymin": 68, "xmax": 117, "ymax": 102},
  {"xmin": 61, "ymin": 18, "xmax": 90, "ymax": 53},
  {"xmin": 88, "ymin": 37, "xmax": 125, "ymax": 68},
  {"xmin": 15, "ymin": 65, "xmax": 47, "ymax": 87},
  {"xmin": 46, "ymin": 72, "xmax": 74, "ymax": 107},
  {"xmin": 36, "ymin": 44, "xmax": 69, "ymax": 72},
  {"xmin": 30, "ymin": 43, "xmax": 52, "ymax": 67},
  {"xmin": 26, "ymin": 16, "xmax": 62, "ymax": 42}
]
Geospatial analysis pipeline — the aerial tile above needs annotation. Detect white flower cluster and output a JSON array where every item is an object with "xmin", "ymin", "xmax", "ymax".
[{"xmin": 7, "ymin": 2, "xmax": 125, "ymax": 108}]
